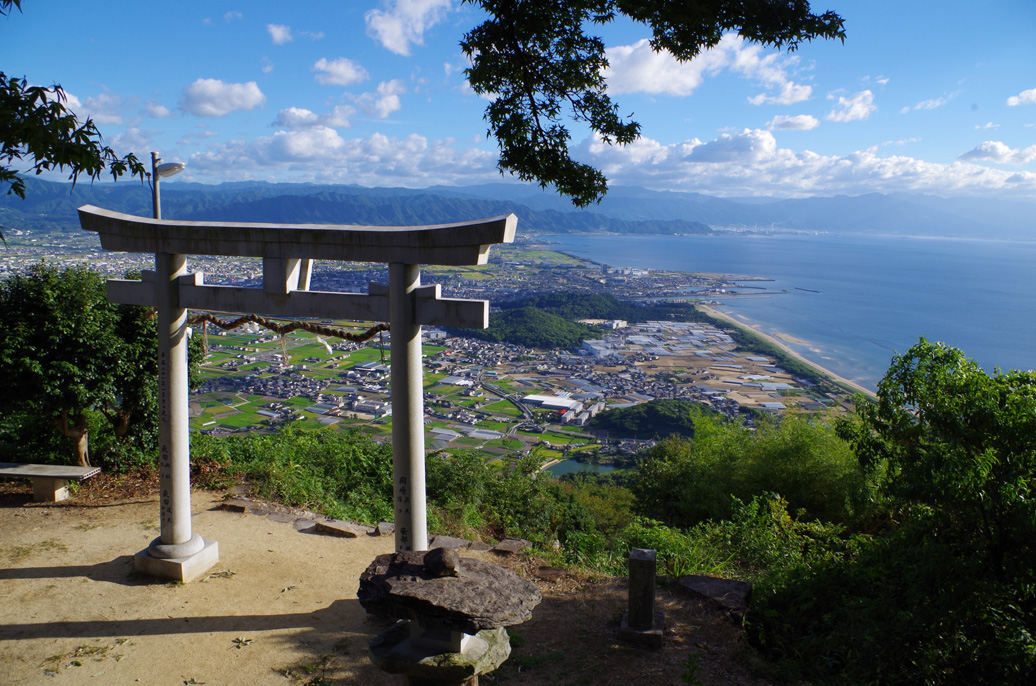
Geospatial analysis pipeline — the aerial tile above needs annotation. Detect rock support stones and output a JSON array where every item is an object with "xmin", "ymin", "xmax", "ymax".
[
  {"xmin": 359, "ymin": 550, "xmax": 541, "ymax": 635},
  {"xmin": 359, "ymin": 550, "xmax": 541, "ymax": 684}
]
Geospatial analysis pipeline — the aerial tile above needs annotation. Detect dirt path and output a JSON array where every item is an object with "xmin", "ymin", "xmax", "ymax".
[
  {"xmin": 1, "ymin": 481, "xmax": 776, "ymax": 686},
  {"xmin": 0, "ymin": 491, "xmax": 397, "ymax": 685}
]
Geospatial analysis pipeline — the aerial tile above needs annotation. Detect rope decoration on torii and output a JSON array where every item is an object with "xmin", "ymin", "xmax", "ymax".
[{"xmin": 187, "ymin": 313, "xmax": 390, "ymax": 361}]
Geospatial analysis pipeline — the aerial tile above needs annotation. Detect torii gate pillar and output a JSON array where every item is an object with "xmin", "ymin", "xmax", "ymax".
[
  {"xmin": 78, "ymin": 205, "xmax": 516, "ymax": 580},
  {"xmin": 389, "ymin": 263, "xmax": 428, "ymax": 552}
]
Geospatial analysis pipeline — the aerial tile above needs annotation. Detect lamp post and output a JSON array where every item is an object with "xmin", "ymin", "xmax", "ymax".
[{"xmin": 151, "ymin": 151, "xmax": 185, "ymax": 220}]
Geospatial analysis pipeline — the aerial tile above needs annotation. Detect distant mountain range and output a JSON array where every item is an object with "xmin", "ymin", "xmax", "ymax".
[{"xmin": 2, "ymin": 178, "xmax": 1033, "ymax": 240}]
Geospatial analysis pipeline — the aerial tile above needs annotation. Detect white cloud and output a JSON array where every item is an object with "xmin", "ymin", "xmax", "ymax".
[
  {"xmin": 274, "ymin": 107, "xmax": 321, "ymax": 128},
  {"xmin": 273, "ymin": 104, "xmax": 356, "ymax": 129},
  {"xmin": 261, "ymin": 57, "xmax": 274, "ymax": 74},
  {"xmin": 267, "ymin": 24, "xmax": 292, "ymax": 45},
  {"xmin": 576, "ymin": 128, "xmax": 1036, "ymax": 198},
  {"xmin": 975, "ymin": 122, "xmax": 999, "ymax": 130},
  {"xmin": 685, "ymin": 129, "xmax": 779, "ymax": 163},
  {"xmin": 733, "ymin": 45, "xmax": 811, "ymax": 105},
  {"xmin": 224, "ymin": 11, "xmax": 242, "ymax": 22},
  {"xmin": 1007, "ymin": 88, "xmax": 1036, "ymax": 106},
  {"xmin": 767, "ymin": 114, "xmax": 819, "ymax": 131},
  {"xmin": 882, "ymin": 137, "xmax": 920, "ymax": 147},
  {"xmin": 146, "ymin": 101, "xmax": 172, "ymax": 119},
  {"xmin": 826, "ymin": 90, "xmax": 875, "ymax": 122},
  {"xmin": 605, "ymin": 38, "xmax": 725, "ymax": 96},
  {"xmin": 110, "ymin": 127, "xmax": 156, "ymax": 153},
  {"xmin": 181, "ymin": 79, "xmax": 265, "ymax": 117},
  {"xmin": 175, "ymin": 123, "xmax": 1036, "ymax": 199},
  {"xmin": 365, "ymin": 0, "xmax": 451, "ymax": 56},
  {"xmin": 187, "ymin": 131, "xmax": 498, "ymax": 187},
  {"xmin": 959, "ymin": 141, "xmax": 1036, "ymax": 164},
  {"xmin": 79, "ymin": 92, "xmax": 126, "ymax": 126},
  {"xmin": 604, "ymin": 34, "xmax": 811, "ymax": 104},
  {"xmin": 900, "ymin": 91, "xmax": 959, "ymax": 114},
  {"xmin": 353, "ymin": 80, "xmax": 406, "ymax": 118},
  {"xmin": 268, "ymin": 127, "xmax": 347, "ymax": 160},
  {"xmin": 313, "ymin": 57, "xmax": 369, "ymax": 86}
]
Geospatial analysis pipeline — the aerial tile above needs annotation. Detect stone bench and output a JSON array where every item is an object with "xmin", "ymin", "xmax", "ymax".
[{"xmin": 0, "ymin": 462, "xmax": 101, "ymax": 502}]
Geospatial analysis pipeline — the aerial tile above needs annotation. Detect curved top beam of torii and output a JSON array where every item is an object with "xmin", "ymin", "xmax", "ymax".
[{"xmin": 78, "ymin": 205, "xmax": 517, "ymax": 266}]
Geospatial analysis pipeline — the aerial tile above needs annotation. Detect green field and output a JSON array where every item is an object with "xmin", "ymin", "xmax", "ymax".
[{"xmin": 482, "ymin": 400, "xmax": 522, "ymax": 416}]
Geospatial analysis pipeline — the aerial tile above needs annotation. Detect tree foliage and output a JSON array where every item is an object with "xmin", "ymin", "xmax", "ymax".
[
  {"xmin": 747, "ymin": 340, "xmax": 1036, "ymax": 684},
  {"xmin": 462, "ymin": 0, "xmax": 845, "ymax": 206},
  {"xmin": 499, "ymin": 290, "xmax": 711, "ymax": 323},
  {"xmin": 0, "ymin": 264, "xmax": 197, "ymax": 467},
  {"xmin": 634, "ymin": 412, "xmax": 870, "ymax": 527},
  {"xmin": 836, "ymin": 338, "xmax": 1036, "ymax": 582},
  {"xmin": 587, "ymin": 398, "xmax": 715, "ymax": 439},
  {"xmin": 451, "ymin": 305, "xmax": 601, "ymax": 349}
]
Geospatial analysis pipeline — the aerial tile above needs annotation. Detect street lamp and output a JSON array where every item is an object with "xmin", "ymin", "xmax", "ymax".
[{"xmin": 151, "ymin": 151, "xmax": 186, "ymax": 220}]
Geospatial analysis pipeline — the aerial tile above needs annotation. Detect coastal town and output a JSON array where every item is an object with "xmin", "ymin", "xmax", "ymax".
[{"xmin": 1, "ymin": 226, "xmax": 859, "ymax": 472}]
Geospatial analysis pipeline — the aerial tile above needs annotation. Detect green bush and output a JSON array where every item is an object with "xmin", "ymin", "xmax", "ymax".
[
  {"xmin": 427, "ymin": 451, "xmax": 595, "ymax": 545},
  {"xmin": 746, "ymin": 518, "xmax": 1036, "ymax": 685},
  {"xmin": 748, "ymin": 341, "xmax": 1036, "ymax": 684},
  {"xmin": 698, "ymin": 494, "xmax": 862, "ymax": 580},
  {"xmin": 634, "ymin": 413, "xmax": 874, "ymax": 528},
  {"xmin": 191, "ymin": 425, "xmax": 393, "ymax": 522}
]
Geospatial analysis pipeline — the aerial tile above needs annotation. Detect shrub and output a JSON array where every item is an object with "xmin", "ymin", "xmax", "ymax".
[
  {"xmin": 191, "ymin": 425, "xmax": 393, "ymax": 522},
  {"xmin": 635, "ymin": 414, "xmax": 874, "ymax": 528}
]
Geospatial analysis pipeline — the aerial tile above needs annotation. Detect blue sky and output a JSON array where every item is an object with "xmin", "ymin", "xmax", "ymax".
[{"xmin": 5, "ymin": 0, "xmax": 1036, "ymax": 199}]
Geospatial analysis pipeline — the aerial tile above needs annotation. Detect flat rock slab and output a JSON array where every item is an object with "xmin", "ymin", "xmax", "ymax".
[
  {"xmin": 533, "ymin": 566, "xmax": 567, "ymax": 582},
  {"xmin": 430, "ymin": 535, "xmax": 471, "ymax": 550},
  {"xmin": 678, "ymin": 575, "xmax": 752, "ymax": 616},
  {"xmin": 359, "ymin": 551, "xmax": 541, "ymax": 634},
  {"xmin": 492, "ymin": 538, "xmax": 529, "ymax": 555},
  {"xmin": 315, "ymin": 520, "xmax": 371, "ymax": 538},
  {"xmin": 218, "ymin": 499, "xmax": 253, "ymax": 513},
  {"xmin": 375, "ymin": 522, "xmax": 395, "ymax": 537}
]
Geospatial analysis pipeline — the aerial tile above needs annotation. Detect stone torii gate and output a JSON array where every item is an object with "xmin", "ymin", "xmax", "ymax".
[{"xmin": 78, "ymin": 205, "xmax": 516, "ymax": 582}]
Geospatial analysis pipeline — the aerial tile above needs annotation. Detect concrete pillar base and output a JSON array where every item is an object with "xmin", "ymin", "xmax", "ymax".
[
  {"xmin": 134, "ymin": 539, "xmax": 219, "ymax": 583},
  {"xmin": 147, "ymin": 532, "xmax": 206, "ymax": 559}
]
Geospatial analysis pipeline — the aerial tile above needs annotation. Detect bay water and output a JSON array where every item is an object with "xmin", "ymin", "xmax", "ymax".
[{"xmin": 544, "ymin": 233, "xmax": 1036, "ymax": 392}]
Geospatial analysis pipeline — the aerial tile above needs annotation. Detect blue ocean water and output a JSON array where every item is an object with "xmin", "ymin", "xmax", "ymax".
[{"xmin": 544, "ymin": 233, "xmax": 1036, "ymax": 392}]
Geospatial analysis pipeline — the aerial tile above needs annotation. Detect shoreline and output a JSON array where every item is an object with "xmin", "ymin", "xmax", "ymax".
[{"xmin": 699, "ymin": 304, "xmax": 877, "ymax": 399}]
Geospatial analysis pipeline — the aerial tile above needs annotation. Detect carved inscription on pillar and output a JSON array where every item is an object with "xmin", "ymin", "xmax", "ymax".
[
  {"xmin": 158, "ymin": 349, "xmax": 173, "ymax": 525},
  {"xmin": 396, "ymin": 475, "xmax": 412, "ymax": 550}
]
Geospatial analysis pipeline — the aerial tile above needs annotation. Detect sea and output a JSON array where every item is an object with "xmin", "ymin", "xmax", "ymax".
[{"xmin": 544, "ymin": 233, "xmax": 1036, "ymax": 392}]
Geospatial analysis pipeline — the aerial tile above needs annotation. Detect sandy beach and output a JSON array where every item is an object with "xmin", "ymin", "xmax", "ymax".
[{"xmin": 698, "ymin": 305, "xmax": 877, "ymax": 399}]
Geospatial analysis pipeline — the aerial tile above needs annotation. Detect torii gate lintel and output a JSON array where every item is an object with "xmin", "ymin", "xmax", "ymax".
[{"xmin": 78, "ymin": 205, "xmax": 516, "ymax": 581}]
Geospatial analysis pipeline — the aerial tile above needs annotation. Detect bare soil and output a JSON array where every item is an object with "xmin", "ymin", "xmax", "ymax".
[{"xmin": 0, "ymin": 474, "xmax": 776, "ymax": 686}]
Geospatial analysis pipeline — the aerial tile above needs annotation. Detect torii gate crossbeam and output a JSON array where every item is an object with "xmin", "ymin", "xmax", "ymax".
[{"xmin": 79, "ymin": 205, "xmax": 516, "ymax": 581}]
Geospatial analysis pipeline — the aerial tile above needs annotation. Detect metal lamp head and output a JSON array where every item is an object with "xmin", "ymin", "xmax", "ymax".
[{"xmin": 155, "ymin": 161, "xmax": 186, "ymax": 178}]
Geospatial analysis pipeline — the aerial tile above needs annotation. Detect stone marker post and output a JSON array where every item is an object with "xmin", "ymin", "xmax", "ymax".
[{"xmin": 620, "ymin": 547, "xmax": 665, "ymax": 648}]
